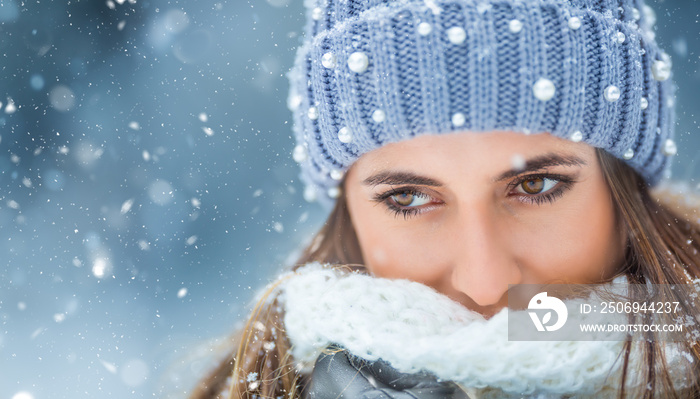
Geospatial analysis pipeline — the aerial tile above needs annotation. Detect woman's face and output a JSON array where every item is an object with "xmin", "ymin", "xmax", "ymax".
[{"xmin": 344, "ymin": 131, "xmax": 627, "ymax": 317}]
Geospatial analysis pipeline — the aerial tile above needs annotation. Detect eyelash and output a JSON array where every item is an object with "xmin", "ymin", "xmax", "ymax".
[
  {"xmin": 372, "ymin": 173, "xmax": 576, "ymax": 219},
  {"xmin": 373, "ymin": 187, "xmax": 436, "ymax": 219},
  {"xmin": 507, "ymin": 173, "xmax": 576, "ymax": 206}
]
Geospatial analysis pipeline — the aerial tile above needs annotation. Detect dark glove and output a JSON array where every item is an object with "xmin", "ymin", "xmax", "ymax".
[{"xmin": 304, "ymin": 346, "xmax": 470, "ymax": 399}]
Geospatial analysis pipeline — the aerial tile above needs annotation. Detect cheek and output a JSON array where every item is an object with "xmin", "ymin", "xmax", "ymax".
[
  {"xmin": 520, "ymin": 184, "xmax": 623, "ymax": 283},
  {"xmin": 351, "ymin": 205, "xmax": 449, "ymax": 284}
]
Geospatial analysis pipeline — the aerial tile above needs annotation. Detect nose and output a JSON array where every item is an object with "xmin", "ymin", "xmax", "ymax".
[{"xmin": 449, "ymin": 207, "xmax": 522, "ymax": 307}]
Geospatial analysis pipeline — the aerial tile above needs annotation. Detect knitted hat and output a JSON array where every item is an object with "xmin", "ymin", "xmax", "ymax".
[{"xmin": 287, "ymin": 0, "xmax": 677, "ymax": 207}]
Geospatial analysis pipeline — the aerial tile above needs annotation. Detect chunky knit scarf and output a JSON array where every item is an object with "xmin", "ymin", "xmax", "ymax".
[{"xmin": 276, "ymin": 263, "xmax": 696, "ymax": 399}]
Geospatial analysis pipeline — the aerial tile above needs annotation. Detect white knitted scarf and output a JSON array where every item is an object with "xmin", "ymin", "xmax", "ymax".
[{"xmin": 275, "ymin": 263, "xmax": 696, "ymax": 399}]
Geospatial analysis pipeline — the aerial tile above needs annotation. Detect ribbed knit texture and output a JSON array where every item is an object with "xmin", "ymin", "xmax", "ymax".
[{"xmin": 288, "ymin": 0, "xmax": 677, "ymax": 207}]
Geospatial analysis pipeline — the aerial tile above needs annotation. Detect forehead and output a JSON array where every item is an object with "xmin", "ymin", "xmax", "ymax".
[{"xmin": 350, "ymin": 131, "xmax": 596, "ymax": 175}]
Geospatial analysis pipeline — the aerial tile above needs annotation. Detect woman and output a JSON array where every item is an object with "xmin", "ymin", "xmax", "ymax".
[{"xmin": 190, "ymin": 0, "xmax": 700, "ymax": 397}]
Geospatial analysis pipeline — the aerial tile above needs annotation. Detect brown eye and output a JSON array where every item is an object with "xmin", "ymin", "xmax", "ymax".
[
  {"xmin": 389, "ymin": 191, "xmax": 431, "ymax": 207},
  {"xmin": 393, "ymin": 193, "xmax": 415, "ymax": 206},
  {"xmin": 516, "ymin": 177, "xmax": 559, "ymax": 196},
  {"xmin": 520, "ymin": 178, "xmax": 545, "ymax": 194}
]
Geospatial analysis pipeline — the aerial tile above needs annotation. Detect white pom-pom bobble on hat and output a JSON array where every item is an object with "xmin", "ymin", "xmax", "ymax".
[
  {"xmin": 337, "ymin": 127, "xmax": 352, "ymax": 143},
  {"xmin": 568, "ymin": 16, "xmax": 582, "ymax": 29},
  {"xmin": 372, "ymin": 109, "xmax": 387, "ymax": 123},
  {"xmin": 321, "ymin": 52, "xmax": 337, "ymax": 69},
  {"xmin": 508, "ymin": 19, "xmax": 523, "ymax": 33},
  {"xmin": 532, "ymin": 78, "xmax": 556, "ymax": 101},
  {"xmin": 417, "ymin": 22, "xmax": 432, "ymax": 36},
  {"xmin": 604, "ymin": 85, "xmax": 621, "ymax": 102},
  {"xmin": 447, "ymin": 26, "xmax": 467, "ymax": 44},
  {"xmin": 347, "ymin": 52, "xmax": 369, "ymax": 73}
]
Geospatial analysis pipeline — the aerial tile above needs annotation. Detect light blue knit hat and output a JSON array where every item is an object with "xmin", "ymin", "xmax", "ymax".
[{"xmin": 287, "ymin": 0, "xmax": 677, "ymax": 207}]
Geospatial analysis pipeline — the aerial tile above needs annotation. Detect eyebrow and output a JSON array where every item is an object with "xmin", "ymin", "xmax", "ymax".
[
  {"xmin": 493, "ymin": 152, "xmax": 587, "ymax": 182},
  {"xmin": 362, "ymin": 171, "xmax": 444, "ymax": 187},
  {"xmin": 361, "ymin": 152, "xmax": 587, "ymax": 187}
]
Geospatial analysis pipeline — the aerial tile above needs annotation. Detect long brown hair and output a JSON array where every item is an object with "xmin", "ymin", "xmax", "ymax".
[{"xmin": 189, "ymin": 148, "xmax": 700, "ymax": 399}]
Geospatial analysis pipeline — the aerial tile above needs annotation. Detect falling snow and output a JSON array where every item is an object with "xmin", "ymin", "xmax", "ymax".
[
  {"xmin": 247, "ymin": 372, "xmax": 259, "ymax": 383},
  {"xmin": 0, "ymin": 1, "xmax": 697, "ymax": 399}
]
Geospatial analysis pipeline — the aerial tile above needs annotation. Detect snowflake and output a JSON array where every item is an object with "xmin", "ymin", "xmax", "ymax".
[{"xmin": 247, "ymin": 372, "xmax": 259, "ymax": 383}]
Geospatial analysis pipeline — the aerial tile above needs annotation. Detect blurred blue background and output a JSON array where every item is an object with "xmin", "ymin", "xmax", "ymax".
[{"xmin": 0, "ymin": 0, "xmax": 698, "ymax": 398}]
